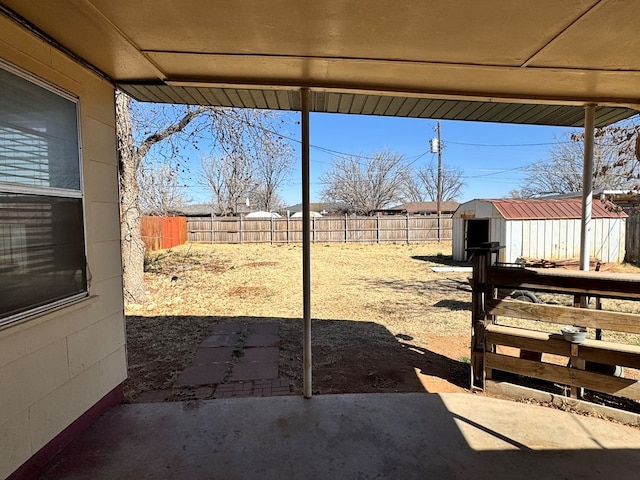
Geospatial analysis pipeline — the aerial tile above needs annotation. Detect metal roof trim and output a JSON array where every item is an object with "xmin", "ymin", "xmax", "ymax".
[
  {"xmin": 490, "ymin": 198, "xmax": 627, "ymax": 220},
  {"xmin": 116, "ymin": 83, "xmax": 638, "ymax": 127}
]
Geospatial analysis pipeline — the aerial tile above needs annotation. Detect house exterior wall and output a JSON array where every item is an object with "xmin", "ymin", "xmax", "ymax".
[
  {"xmin": 0, "ymin": 16, "xmax": 126, "ymax": 479},
  {"xmin": 453, "ymin": 200, "xmax": 626, "ymax": 263}
]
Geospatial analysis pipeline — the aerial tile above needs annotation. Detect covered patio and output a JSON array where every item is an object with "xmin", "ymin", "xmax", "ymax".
[
  {"xmin": 38, "ymin": 393, "xmax": 640, "ymax": 479},
  {"xmin": 1, "ymin": 1, "xmax": 640, "ymax": 479}
]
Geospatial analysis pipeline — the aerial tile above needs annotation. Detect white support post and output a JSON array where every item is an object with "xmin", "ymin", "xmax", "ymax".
[
  {"xmin": 580, "ymin": 104, "xmax": 596, "ymax": 272},
  {"xmin": 301, "ymin": 88, "xmax": 312, "ymax": 399},
  {"xmin": 574, "ymin": 103, "xmax": 596, "ymax": 398}
]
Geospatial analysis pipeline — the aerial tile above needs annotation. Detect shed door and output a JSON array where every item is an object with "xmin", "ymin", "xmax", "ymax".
[{"xmin": 466, "ymin": 219, "xmax": 489, "ymax": 251}]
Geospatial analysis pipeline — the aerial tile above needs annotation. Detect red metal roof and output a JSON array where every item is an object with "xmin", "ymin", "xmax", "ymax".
[{"xmin": 490, "ymin": 198, "xmax": 627, "ymax": 220}]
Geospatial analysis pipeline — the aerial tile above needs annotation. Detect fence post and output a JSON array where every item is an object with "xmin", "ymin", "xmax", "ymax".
[
  {"xmin": 210, "ymin": 213, "xmax": 214, "ymax": 244},
  {"xmin": 376, "ymin": 215, "xmax": 380, "ymax": 244},
  {"xmin": 270, "ymin": 216, "xmax": 274, "ymax": 245},
  {"xmin": 312, "ymin": 216, "xmax": 316, "ymax": 244},
  {"xmin": 239, "ymin": 215, "xmax": 243, "ymax": 244},
  {"xmin": 469, "ymin": 242, "xmax": 500, "ymax": 391},
  {"xmin": 406, "ymin": 214, "xmax": 410, "ymax": 245},
  {"xmin": 286, "ymin": 214, "xmax": 290, "ymax": 244},
  {"xmin": 344, "ymin": 213, "xmax": 348, "ymax": 243}
]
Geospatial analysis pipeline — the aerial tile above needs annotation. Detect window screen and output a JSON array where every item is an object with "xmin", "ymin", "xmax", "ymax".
[{"xmin": 0, "ymin": 63, "xmax": 87, "ymax": 324}]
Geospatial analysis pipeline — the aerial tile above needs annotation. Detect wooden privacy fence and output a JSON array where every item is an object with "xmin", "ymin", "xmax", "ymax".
[
  {"xmin": 187, "ymin": 215, "xmax": 452, "ymax": 244},
  {"xmin": 626, "ymin": 213, "xmax": 640, "ymax": 263},
  {"xmin": 470, "ymin": 243, "xmax": 640, "ymax": 406},
  {"xmin": 141, "ymin": 216, "xmax": 187, "ymax": 251}
]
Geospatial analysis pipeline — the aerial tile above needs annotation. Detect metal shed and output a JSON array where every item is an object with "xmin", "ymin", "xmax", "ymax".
[{"xmin": 452, "ymin": 198, "xmax": 627, "ymax": 264}]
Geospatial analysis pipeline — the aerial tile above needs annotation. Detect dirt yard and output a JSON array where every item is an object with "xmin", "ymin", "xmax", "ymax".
[
  {"xmin": 125, "ymin": 242, "xmax": 473, "ymax": 401},
  {"xmin": 124, "ymin": 241, "xmax": 640, "ymax": 410}
]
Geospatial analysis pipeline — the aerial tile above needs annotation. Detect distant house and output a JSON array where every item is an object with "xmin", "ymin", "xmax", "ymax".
[
  {"xmin": 285, "ymin": 202, "xmax": 349, "ymax": 216},
  {"xmin": 245, "ymin": 211, "xmax": 282, "ymax": 218},
  {"xmin": 377, "ymin": 201, "xmax": 460, "ymax": 216},
  {"xmin": 452, "ymin": 198, "xmax": 627, "ymax": 264},
  {"xmin": 170, "ymin": 204, "xmax": 251, "ymax": 217}
]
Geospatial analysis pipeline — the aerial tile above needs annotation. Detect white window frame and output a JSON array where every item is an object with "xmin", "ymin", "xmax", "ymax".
[{"xmin": 0, "ymin": 60, "xmax": 88, "ymax": 327}]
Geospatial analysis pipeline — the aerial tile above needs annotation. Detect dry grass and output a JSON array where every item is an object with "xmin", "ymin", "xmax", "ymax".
[
  {"xmin": 124, "ymin": 241, "xmax": 640, "ymax": 405},
  {"xmin": 125, "ymin": 242, "xmax": 473, "ymax": 400}
]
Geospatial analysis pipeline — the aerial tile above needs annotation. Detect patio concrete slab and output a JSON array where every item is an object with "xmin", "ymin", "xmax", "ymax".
[
  {"xmin": 201, "ymin": 334, "xmax": 242, "ymax": 347},
  {"xmin": 174, "ymin": 363, "xmax": 229, "ymax": 387},
  {"xmin": 209, "ymin": 323, "xmax": 245, "ymax": 334},
  {"xmin": 229, "ymin": 361, "xmax": 279, "ymax": 381},
  {"xmin": 38, "ymin": 393, "xmax": 640, "ymax": 480},
  {"xmin": 244, "ymin": 333, "xmax": 279, "ymax": 347},
  {"xmin": 192, "ymin": 347, "xmax": 234, "ymax": 364},
  {"xmin": 239, "ymin": 346, "xmax": 279, "ymax": 362},
  {"xmin": 247, "ymin": 322, "xmax": 279, "ymax": 335}
]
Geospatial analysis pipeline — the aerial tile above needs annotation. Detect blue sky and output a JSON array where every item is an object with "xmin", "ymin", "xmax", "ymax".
[{"xmin": 183, "ymin": 112, "xmax": 577, "ymax": 207}]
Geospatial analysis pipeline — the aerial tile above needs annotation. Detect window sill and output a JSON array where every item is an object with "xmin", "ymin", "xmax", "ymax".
[{"xmin": 0, "ymin": 294, "xmax": 100, "ymax": 335}]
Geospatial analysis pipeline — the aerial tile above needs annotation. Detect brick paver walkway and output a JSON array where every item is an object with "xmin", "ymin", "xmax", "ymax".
[{"xmin": 136, "ymin": 322, "xmax": 291, "ymax": 403}]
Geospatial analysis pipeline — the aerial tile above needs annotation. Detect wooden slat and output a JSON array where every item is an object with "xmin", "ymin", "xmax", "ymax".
[
  {"xmin": 487, "ymin": 266, "xmax": 640, "ymax": 300},
  {"xmin": 486, "ymin": 324, "xmax": 640, "ymax": 368},
  {"xmin": 487, "ymin": 298, "xmax": 640, "ymax": 334},
  {"xmin": 486, "ymin": 352, "xmax": 640, "ymax": 400},
  {"xmin": 486, "ymin": 324, "xmax": 570, "ymax": 356}
]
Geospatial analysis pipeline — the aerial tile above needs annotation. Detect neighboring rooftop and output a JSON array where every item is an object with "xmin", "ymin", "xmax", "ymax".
[{"xmin": 392, "ymin": 201, "xmax": 460, "ymax": 214}]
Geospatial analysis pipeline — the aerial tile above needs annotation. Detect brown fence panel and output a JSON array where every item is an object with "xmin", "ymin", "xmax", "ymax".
[
  {"xmin": 211, "ymin": 218, "xmax": 241, "ymax": 244},
  {"xmin": 626, "ymin": 214, "xmax": 640, "ymax": 263},
  {"xmin": 140, "ymin": 216, "xmax": 163, "ymax": 251},
  {"xmin": 378, "ymin": 216, "xmax": 408, "ymax": 243},
  {"xmin": 346, "ymin": 217, "xmax": 377, "ymax": 243},
  {"xmin": 161, "ymin": 217, "xmax": 187, "ymax": 249},
  {"xmin": 141, "ymin": 216, "xmax": 187, "ymax": 251},
  {"xmin": 186, "ymin": 215, "xmax": 453, "ymax": 245},
  {"xmin": 314, "ymin": 217, "xmax": 346, "ymax": 243}
]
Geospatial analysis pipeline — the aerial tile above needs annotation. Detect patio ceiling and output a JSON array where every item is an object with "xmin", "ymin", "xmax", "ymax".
[{"xmin": 2, "ymin": 0, "xmax": 640, "ymax": 126}]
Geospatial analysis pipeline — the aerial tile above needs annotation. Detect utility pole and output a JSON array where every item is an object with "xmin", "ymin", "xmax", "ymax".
[{"xmin": 435, "ymin": 122, "xmax": 443, "ymax": 242}]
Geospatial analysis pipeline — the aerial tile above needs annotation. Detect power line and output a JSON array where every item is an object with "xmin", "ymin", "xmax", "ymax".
[
  {"xmin": 446, "ymin": 140, "xmax": 568, "ymax": 148},
  {"xmin": 459, "ymin": 166, "xmax": 526, "ymax": 179},
  {"xmin": 245, "ymin": 120, "xmax": 431, "ymax": 164}
]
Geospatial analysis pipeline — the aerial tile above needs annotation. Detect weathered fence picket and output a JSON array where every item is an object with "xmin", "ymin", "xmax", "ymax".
[{"xmin": 187, "ymin": 215, "xmax": 452, "ymax": 245}]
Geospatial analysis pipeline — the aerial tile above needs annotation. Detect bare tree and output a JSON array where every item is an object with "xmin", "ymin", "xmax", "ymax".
[
  {"xmin": 320, "ymin": 151, "xmax": 409, "ymax": 214},
  {"xmin": 251, "ymin": 139, "xmax": 295, "ymax": 211},
  {"xmin": 116, "ymin": 91, "xmax": 293, "ymax": 302},
  {"xmin": 510, "ymin": 125, "xmax": 640, "ymax": 198},
  {"xmin": 200, "ymin": 154, "xmax": 256, "ymax": 215},
  {"xmin": 199, "ymin": 124, "xmax": 294, "ymax": 214},
  {"xmin": 137, "ymin": 162, "xmax": 188, "ymax": 215},
  {"xmin": 250, "ymin": 188, "xmax": 286, "ymax": 212},
  {"xmin": 403, "ymin": 162, "xmax": 465, "ymax": 202}
]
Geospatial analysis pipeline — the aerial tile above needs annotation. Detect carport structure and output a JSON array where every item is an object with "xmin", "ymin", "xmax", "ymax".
[{"xmin": 1, "ymin": 1, "xmax": 640, "ymax": 479}]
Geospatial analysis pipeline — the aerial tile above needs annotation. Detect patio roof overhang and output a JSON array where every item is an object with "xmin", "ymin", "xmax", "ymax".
[
  {"xmin": 2, "ymin": 0, "xmax": 639, "ymax": 126},
  {"xmin": 3, "ymin": 0, "xmax": 639, "ymax": 399}
]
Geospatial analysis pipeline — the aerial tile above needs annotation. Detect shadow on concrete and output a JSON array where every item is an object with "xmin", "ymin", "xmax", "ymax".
[{"xmin": 38, "ymin": 392, "xmax": 640, "ymax": 480}]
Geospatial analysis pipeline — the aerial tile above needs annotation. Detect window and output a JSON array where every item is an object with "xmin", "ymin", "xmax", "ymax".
[{"xmin": 0, "ymin": 62, "xmax": 87, "ymax": 325}]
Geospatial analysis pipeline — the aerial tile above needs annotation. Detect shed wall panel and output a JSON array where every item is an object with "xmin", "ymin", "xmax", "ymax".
[{"xmin": 452, "ymin": 218, "xmax": 464, "ymax": 261}]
